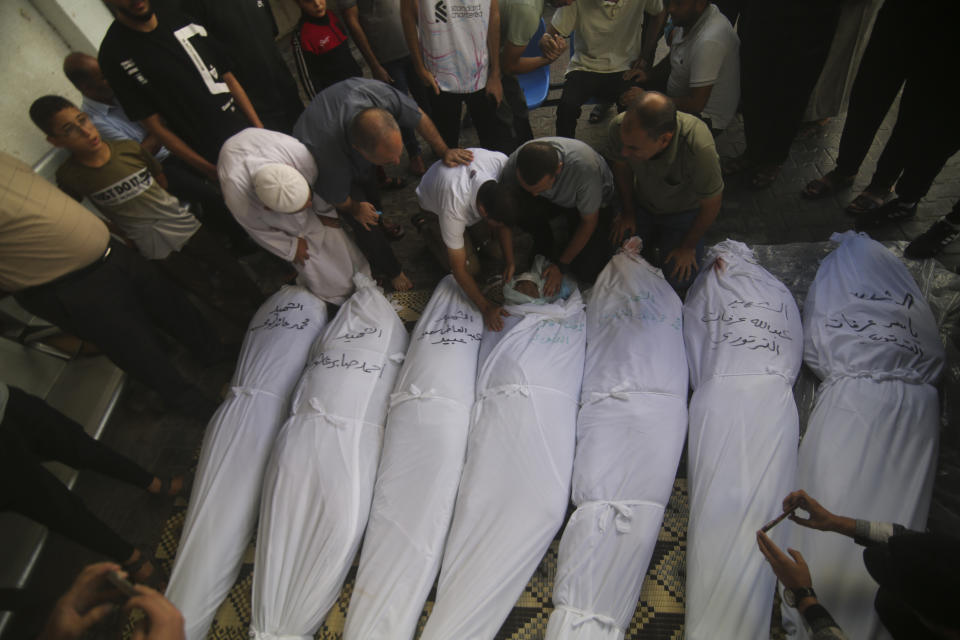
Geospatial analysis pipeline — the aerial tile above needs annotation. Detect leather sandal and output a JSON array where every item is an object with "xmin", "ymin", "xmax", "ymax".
[{"xmin": 802, "ymin": 170, "xmax": 855, "ymax": 199}]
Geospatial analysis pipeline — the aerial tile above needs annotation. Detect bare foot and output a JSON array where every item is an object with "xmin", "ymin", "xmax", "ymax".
[
  {"xmin": 391, "ymin": 272, "xmax": 413, "ymax": 291},
  {"xmin": 408, "ymin": 155, "xmax": 426, "ymax": 176},
  {"xmin": 123, "ymin": 549, "xmax": 155, "ymax": 583},
  {"xmin": 146, "ymin": 475, "xmax": 185, "ymax": 497}
]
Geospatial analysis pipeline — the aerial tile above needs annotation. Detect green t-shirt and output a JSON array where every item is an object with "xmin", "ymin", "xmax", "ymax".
[
  {"xmin": 607, "ymin": 111, "xmax": 723, "ymax": 215},
  {"xmin": 501, "ymin": 0, "xmax": 544, "ymax": 48},
  {"xmin": 56, "ymin": 139, "xmax": 200, "ymax": 259}
]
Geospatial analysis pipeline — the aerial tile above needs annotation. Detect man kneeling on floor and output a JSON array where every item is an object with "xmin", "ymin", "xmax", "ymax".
[{"xmin": 414, "ymin": 148, "xmax": 518, "ymax": 330}]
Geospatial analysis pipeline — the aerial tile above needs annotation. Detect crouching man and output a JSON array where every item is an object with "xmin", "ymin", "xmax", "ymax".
[
  {"xmin": 414, "ymin": 148, "xmax": 518, "ymax": 330},
  {"xmin": 218, "ymin": 128, "xmax": 370, "ymax": 306}
]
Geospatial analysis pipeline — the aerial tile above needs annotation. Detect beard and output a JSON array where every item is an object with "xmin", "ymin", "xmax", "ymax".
[{"xmin": 117, "ymin": 1, "xmax": 155, "ymax": 22}]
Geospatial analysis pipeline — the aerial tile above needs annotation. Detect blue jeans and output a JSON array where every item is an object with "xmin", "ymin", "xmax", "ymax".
[
  {"xmin": 634, "ymin": 206, "xmax": 704, "ymax": 292},
  {"xmin": 382, "ymin": 57, "xmax": 427, "ymax": 158}
]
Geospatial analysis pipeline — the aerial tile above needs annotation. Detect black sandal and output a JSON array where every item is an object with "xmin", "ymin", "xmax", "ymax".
[
  {"xmin": 380, "ymin": 176, "xmax": 408, "ymax": 191},
  {"xmin": 123, "ymin": 549, "xmax": 155, "ymax": 583},
  {"xmin": 845, "ymin": 190, "xmax": 889, "ymax": 216},
  {"xmin": 747, "ymin": 163, "xmax": 781, "ymax": 190},
  {"xmin": 802, "ymin": 170, "xmax": 855, "ymax": 199}
]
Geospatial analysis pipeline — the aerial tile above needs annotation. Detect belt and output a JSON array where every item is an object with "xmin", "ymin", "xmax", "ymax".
[{"xmin": 25, "ymin": 243, "xmax": 114, "ymax": 292}]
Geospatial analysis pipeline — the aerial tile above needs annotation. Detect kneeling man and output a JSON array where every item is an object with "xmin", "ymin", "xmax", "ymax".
[
  {"xmin": 415, "ymin": 148, "xmax": 518, "ymax": 330},
  {"xmin": 218, "ymin": 128, "xmax": 370, "ymax": 306}
]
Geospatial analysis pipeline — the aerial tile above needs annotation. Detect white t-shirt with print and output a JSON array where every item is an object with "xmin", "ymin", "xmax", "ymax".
[{"xmin": 418, "ymin": 0, "xmax": 492, "ymax": 92}]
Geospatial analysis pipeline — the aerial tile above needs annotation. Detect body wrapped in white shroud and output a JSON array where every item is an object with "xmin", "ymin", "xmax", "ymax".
[
  {"xmin": 418, "ymin": 290, "xmax": 587, "ymax": 640},
  {"xmin": 683, "ymin": 240, "xmax": 803, "ymax": 640},
  {"xmin": 250, "ymin": 274, "xmax": 408, "ymax": 640},
  {"xmin": 546, "ymin": 243, "xmax": 688, "ymax": 640},
  {"xmin": 165, "ymin": 287, "xmax": 328, "ymax": 640},
  {"xmin": 783, "ymin": 231, "xmax": 944, "ymax": 640},
  {"xmin": 344, "ymin": 275, "xmax": 483, "ymax": 640}
]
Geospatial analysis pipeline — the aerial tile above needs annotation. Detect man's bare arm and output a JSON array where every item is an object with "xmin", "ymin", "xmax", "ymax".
[
  {"xmin": 674, "ymin": 85, "xmax": 714, "ymax": 117},
  {"xmin": 679, "ymin": 192, "xmax": 721, "ymax": 251},
  {"xmin": 401, "ymin": 0, "xmax": 440, "ymax": 94},
  {"xmin": 224, "ymin": 72, "xmax": 263, "ymax": 128},
  {"xmin": 343, "ymin": 6, "xmax": 392, "ymax": 83},
  {"xmin": 498, "ymin": 225, "xmax": 515, "ymax": 281},
  {"xmin": 640, "ymin": 9, "xmax": 667, "ymax": 66},
  {"xmin": 141, "ymin": 114, "xmax": 217, "ymax": 180},
  {"xmin": 448, "ymin": 245, "xmax": 508, "ymax": 330},
  {"xmin": 559, "ymin": 211, "xmax": 599, "ymax": 265},
  {"xmin": 485, "ymin": 0, "xmax": 503, "ymax": 105},
  {"xmin": 140, "ymin": 132, "xmax": 163, "ymax": 156}
]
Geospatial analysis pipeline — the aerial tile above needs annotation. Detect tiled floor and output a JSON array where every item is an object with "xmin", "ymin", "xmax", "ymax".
[{"xmin": 5, "ymin": 28, "xmax": 960, "ymax": 640}]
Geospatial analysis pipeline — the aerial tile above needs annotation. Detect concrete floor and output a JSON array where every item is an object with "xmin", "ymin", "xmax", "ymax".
[{"xmin": 5, "ymin": 28, "xmax": 960, "ymax": 640}]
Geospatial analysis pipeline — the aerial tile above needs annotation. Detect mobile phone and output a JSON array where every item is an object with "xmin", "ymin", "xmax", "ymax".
[{"xmin": 106, "ymin": 571, "xmax": 138, "ymax": 598}]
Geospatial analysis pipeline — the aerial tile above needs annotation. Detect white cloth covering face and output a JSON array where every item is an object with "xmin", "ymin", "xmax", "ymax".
[
  {"xmin": 418, "ymin": 289, "xmax": 587, "ymax": 640},
  {"xmin": 682, "ymin": 239, "xmax": 804, "ymax": 640},
  {"xmin": 165, "ymin": 286, "xmax": 329, "ymax": 640},
  {"xmin": 250, "ymin": 273, "xmax": 409, "ymax": 640},
  {"xmin": 782, "ymin": 231, "xmax": 944, "ymax": 640},
  {"xmin": 546, "ymin": 239, "xmax": 688, "ymax": 640},
  {"xmin": 415, "ymin": 147, "xmax": 507, "ymax": 250},
  {"xmin": 218, "ymin": 128, "xmax": 370, "ymax": 304},
  {"xmin": 343, "ymin": 275, "xmax": 483, "ymax": 640}
]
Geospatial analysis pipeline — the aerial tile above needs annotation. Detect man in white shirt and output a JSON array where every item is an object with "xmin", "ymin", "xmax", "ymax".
[
  {"xmin": 415, "ymin": 148, "xmax": 518, "ymax": 330},
  {"xmin": 626, "ymin": 0, "xmax": 739, "ymax": 133},
  {"xmin": 546, "ymin": 0, "xmax": 666, "ymax": 139},
  {"xmin": 218, "ymin": 128, "xmax": 371, "ymax": 306}
]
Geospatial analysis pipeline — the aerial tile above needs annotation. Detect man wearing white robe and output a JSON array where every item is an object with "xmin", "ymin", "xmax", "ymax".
[{"xmin": 218, "ymin": 127, "xmax": 370, "ymax": 305}]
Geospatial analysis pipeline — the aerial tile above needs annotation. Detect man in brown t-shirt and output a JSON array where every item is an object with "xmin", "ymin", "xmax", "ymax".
[{"xmin": 0, "ymin": 150, "xmax": 221, "ymax": 417}]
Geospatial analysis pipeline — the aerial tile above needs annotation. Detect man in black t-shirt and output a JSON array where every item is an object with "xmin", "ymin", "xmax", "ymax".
[
  {"xmin": 99, "ymin": 0, "xmax": 264, "ymax": 181},
  {"xmin": 180, "ymin": 0, "xmax": 305, "ymax": 134}
]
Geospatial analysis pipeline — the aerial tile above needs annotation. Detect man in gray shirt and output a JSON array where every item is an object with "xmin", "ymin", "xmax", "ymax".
[
  {"xmin": 293, "ymin": 78, "xmax": 472, "ymax": 291},
  {"xmin": 500, "ymin": 136, "xmax": 615, "ymax": 293}
]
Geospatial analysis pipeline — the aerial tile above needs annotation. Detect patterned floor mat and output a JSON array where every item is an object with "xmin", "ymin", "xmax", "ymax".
[{"xmin": 150, "ymin": 479, "xmax": 690, "ymax": 640}]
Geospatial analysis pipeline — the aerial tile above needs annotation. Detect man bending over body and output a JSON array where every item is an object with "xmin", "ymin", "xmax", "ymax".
[{"xmin": 415, "ymin": 148, "xmax": 518, "ymax": 330}]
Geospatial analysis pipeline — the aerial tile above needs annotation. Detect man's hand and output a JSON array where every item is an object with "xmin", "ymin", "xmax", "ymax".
[
  {"xmin": 352, "ymin": 200, "xmax": 380, "ymax": 231},
  {"xmin": 665, "ymin": 247, "xmax": 697, "ymax": 283},
  {"xmin": 756, "ymin": 531, "xmax": 813, "ymax": 591},
  {"xmin": 201, "ymin": 162, "xmax": 219, "ymax": 182},
  {"xmin": 442, "ymin": 148, "xmax": 474, "ymax": 167},
  {"xmin": 502, "ymin": 261, "xmax": 515, "ymax": 284},
  {"xmin": 542, "ymin": 263, "xmax": 564, "ymax": 297},
  {"xmin": 784, "ymin": 490, "xmax": 846, "ymax": 533},
  {"xmin": 372, "ymin": 63, "xmax": 394, "ymax": 84},
  {"xmin": 485, "ymin": 74, "xmax": 504, "ymax": 106},
  {"xmin": 417, "ymin": 67, "xmax": 441, "ymax": 95},
  {"xmin": 540, "ymin": 33, "xmax": 566, "ymax": 61},
  {"xmin": 609, "ymin": 213, "xmax": 636, "ymax": 246},
  {"xmin": 293, "ymin": 237, "xmax": 309, "ymax": 265},
  {"xmin": 39, "ymin": 562, "xmax": 123, "ymax": 640},
  {"xmin": 482, "ymin": 303, "xmax": 509, "ymax": 331},
  {"xmin": 126, "ymin": 585, "xmax": 185, "ymax": 640},
  {"xmin": 619, "ymin": 86, "xmax": 646, "ymax": 108}
]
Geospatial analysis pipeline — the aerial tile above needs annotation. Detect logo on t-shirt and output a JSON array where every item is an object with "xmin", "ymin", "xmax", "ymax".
[
  {"xmin": 434, "ymin": 0, "xmax": 448, "ymax": 22},
  {"xmin": 90, "ymin": 167, "xmax": 153, "ymax": 207},
  {"xmin": 120, "ymin": 59, "xmax": 149, "ymax": 86}
]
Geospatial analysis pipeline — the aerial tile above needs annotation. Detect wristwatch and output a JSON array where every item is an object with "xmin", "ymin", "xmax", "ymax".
[{"xmin": 783, "ymin": 586, "xmax": 817, "ymax": 608}]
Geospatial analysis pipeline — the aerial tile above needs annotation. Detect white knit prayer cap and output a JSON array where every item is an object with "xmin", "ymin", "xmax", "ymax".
[{"xmin": 253, "ymin": 163, "xmax": 310, "ymax": 213}]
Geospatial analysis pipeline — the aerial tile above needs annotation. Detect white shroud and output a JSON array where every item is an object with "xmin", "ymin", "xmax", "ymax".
[
  {"xmin": 783, "ymin": 231, "xmax": 944, "ymax": 640},
  {"xmin": 343, "ymin": 275, "xmax": 483, "ymax": 640},
  {"xmin": 165, "ymin": 286, "xmax": 328, "ymax": 640},
  {"xmin": 683, "ymin": 240, "xmax": 804, "ymax": 640},
  {"xmin": 546, "ymin": 242, "xmax": 688, "ymax": 640},
  {"xmin": 250, "ymin": 274, "xmax": 409, "ymax": 640},
  {"xmin": 419, "ymin": 290, "xmax": 587, "ymax": 640}
]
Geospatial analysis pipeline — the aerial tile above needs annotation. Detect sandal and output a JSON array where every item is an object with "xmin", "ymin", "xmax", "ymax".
[
  {"xmin": 380, "ymin": 176, "xmax": 408, "ymax": 191},
  {"xmin": 148, "ymin": 475, "xmax": 185, "ymax": 498},
  {"xmin": 380, "ymin": 217, "xmax": 406, "ymax": 240},
  {"xmin": 123, "ymin": 549, "xmax": 155, "ymax": 584},
  {"xmin": 408, "ymin": 156, "xmax": 427, "ymax": 177},
  {"xmin": 746, "ymin": 163, "xmax": 781, "ymax": 190},
  {"xmin": 845, "ymin": 189, "xmax": 889, "ymax": 216},
  {"xmin": 802, "ymin": 170, "xmax": 855, "ymax": 199},
  {"xmin": 589, "ymin": 103, "xmax": 613, "ymax": 124},
  {"xmin": 411, "ymin": 212, "xmax": 427, "ymax": 232},
  {"xmin": 854, "ymin": 198, "xmax": 917, "ymax": 231},
  {"xmin": 722, "ymin": 154, "xmax": 754, "ymax": 178},
  {"xmin": 795, "ymin": 118, "xmax": 831, "ymax": 140}
]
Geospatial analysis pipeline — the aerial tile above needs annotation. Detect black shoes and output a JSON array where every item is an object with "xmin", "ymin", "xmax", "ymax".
[
  {"xmin": 905, "ymin": 219, "xmax": 960, "ymax": 259},
  {"xmin": 854, "ymin": 198, "xmax": 917, "ymax": 231}
]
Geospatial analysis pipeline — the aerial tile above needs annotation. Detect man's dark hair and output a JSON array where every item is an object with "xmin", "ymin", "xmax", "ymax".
[
  {"xmin": 516, "ymin": 141, "xmax": 560, "ymax": 186},
  {"xmin": 29, "ymin": 95, "xmax": 77, "ymax": 135},
  {"xmin": 476, "ymin": 180, "xmax": 517, "ymax": 227},
  {"xmin": 625, "ymin": 91, "xmax": 678, "ymax": 139},
  {"xmin": 63, "ymin": 52, "xmax": 97, "ymax": 89},
  {"xmin": 350, "ymin": 107, "xmax": 400, "ymax": 155}
]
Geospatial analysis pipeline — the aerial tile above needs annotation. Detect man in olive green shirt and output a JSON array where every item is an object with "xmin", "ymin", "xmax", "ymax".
[{"xmin": 608, "ymin": 91, "xmax": 722, "ymax": 292}]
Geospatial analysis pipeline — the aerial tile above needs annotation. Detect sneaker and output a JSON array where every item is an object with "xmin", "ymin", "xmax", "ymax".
[
  {"xmin": 854, "ymin": 198, "xmax": 917, "ymax": 231},
  {"xmin": 904, "ymin": 219, "xmax": 960, "ymax": 259}
]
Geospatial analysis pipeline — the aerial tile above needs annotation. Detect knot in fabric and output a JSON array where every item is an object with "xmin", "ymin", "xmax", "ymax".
[
  {"xmin": 597, "ymin": 501, "xmax": 634, "ymax": 534},
  {"xmin": 307, "ymin": 398, "xmax": 347, "ymax": 426},
  {"xmin": 389, "ymin": 384, "xmax": 441, "ymax": 408},
  {"xmin": 480, "ymin": 383, "xmax": 531, "ymax": 399},
  {"xmin": 248, "ymin": 631, "xmax": 311, "ymax": 640},
  {"xmin": 588, "ymin": 382, "xmax": 633, "ymax": 404},
  {"xmin": 230, "ymin": 385, "xmax": 279, "ymax": 399},
  {"xmin": 557, "ymin": 606, "xmax": 620, "ymax": 630}
]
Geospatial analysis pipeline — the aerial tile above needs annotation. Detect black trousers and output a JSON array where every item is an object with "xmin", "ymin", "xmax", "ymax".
[
  {"xmin": 739, "ymin": 2, "xmax": 841, "ymax": 165},
  {"xmin": 428, "ymin": 89, "xmax": 516, "ymax": 154},
  {"xmin": 514, "ymin": 189, "xmax": 614, "ymax": 286},
  {"xmin": 835, "ymin": 0, "xmax": 960, "ymax": 202},
  {"xmin": 345, "ymin": 169, "xmax": 403, "ymax": 279},
  {"xmin": 14, "ymin": 242, "xmax": 218, "ymax": 411},
  {"xmin": 0, "ymin": 387, "xmax": 153, "ymax": 562},
  {"xmin": 556, "ymin": 71, "xmax": 627, "ymax": 139},
  {"xmin": 501, "ymin": 74, "xmax": 534, "ymax": 145},
  {"xmin": 160, "ymin": 156, "xmax": 251, "ymax": 249}
]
